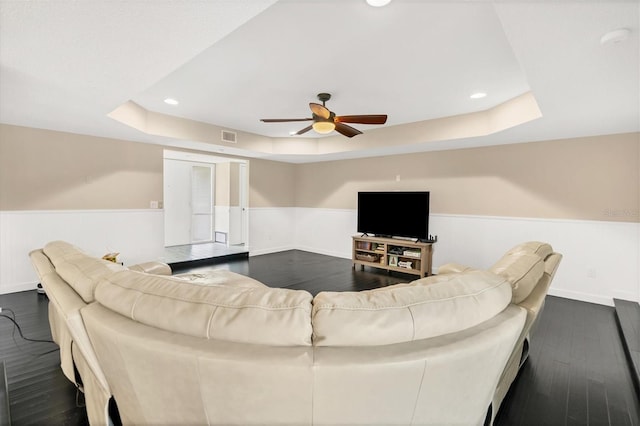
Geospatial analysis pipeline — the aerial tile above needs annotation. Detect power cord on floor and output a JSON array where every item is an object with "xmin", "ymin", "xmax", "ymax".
[{"xmin": 0, "ymin": 307, "xmax": 58, "ymax": 358}]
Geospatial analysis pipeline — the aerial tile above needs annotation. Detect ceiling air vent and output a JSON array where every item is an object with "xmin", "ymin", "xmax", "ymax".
[{"xmin": 221, "ymin": 130, "xmax": 237, "ymax": 144}]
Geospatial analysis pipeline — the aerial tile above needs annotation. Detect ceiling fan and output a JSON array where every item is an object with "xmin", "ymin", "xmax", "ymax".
[{"xmin": 260, "ymin": 93, "xmax": 387, "ymax": 138}]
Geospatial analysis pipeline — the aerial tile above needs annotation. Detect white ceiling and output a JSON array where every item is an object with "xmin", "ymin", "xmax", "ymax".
[{"xmin": 1, "ymin": 0, "xmax": 638, "ymax": 163}]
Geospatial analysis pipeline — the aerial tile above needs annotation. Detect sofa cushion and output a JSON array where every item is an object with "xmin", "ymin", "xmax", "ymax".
[
  {"xmin": 506, "ymin": 241, "xmax": 553, "ymax": 261},
  {"xmin": 128, "ymin": 261, "xmax": 172, "ymax": 276},
  {"xmin": 172, "ymin": 269, "xmax": 267, "ymax": 288},
  {"xmin": 312, "ymin": 270, "xmax": 512, "ymax": 346},
  {"xmin": 436, "ymin": 262, "xmax": 475, "ymax": 275},
  {"xmin": 43, "ymin": 240, "xmax": 86, "ymax": 266},
  {"xmin": 55, "ymin": 256, "xmax": 126, "ymax": 303},
  {"xmin": 490, "ymin": 253, "xmax": 544, "ymax": 304},
  {"xmin": 94, "ymin": 270, "xmax": 313, "ymax": 346}
]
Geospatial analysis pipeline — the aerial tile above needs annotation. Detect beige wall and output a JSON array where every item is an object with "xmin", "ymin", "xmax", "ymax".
[
  {"xmin": 0, "ymin": 124, "xmax": 164, "ymax": 210},
  {"xmin": 0, "ymin": 124, "xmax": 295, "ymax": 210},
  {"xmin": 214, "ymin": 162, "xmax": 241, "ymax": 207},
  {"xmin": 248, "ymin": 158, "xmax": 295, "ymax": 208},
  {"xmin": 294, "ymin": 133, "xmax": 640, "ymax": 223},
  {"xmin": 2, "ymin": 123, "xmax": 637, "ymax": 222},
  {"xmin": 214, "ymin": 162, "xmax": 231, "ymax": 206}
]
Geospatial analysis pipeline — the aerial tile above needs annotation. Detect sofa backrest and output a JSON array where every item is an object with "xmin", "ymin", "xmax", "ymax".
[
  {"xmin": 29, "ymin": 248, "xmax": 111, "ymax": 394},
  {"xmin": 81, "ymin": 289, "xmax": 526, "ymax": 426},
  {"xmin": 506, "ymin": 241, "xmax": 554, "ymax": 260},
  {"xmin": 490, "ymin": 253, "xmax": 544, "ymax": 304},
  {"xmin": 94, "ymin": 269, "xmax": 314, "ymax": 346},
  {"xmin": 312, "ymin": 270, "xmax": 512, "ymax": 346},
  {"xmin": 29, "ymin": 248, "xmax": 78, "ymax": 382},
  {"xmin": 311, "ymin": 305, "xmax": 526, "ymax": 426},
  {"xmin": 43, "ymin": 241, "xmax": 125, "ymax": 303},
  {"xmin": 489, "ymin": 241, "xmax": 555, "ymax": 304}
]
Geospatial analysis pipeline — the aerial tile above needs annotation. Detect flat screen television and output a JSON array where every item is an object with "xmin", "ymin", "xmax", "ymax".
[{"xmin": 357, "ymin": 191, "xmax": 430, "ymax": 241}]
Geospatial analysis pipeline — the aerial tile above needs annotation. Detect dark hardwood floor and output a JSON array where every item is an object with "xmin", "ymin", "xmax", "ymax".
[
  {"xmin": 615, "ymin": 299, "xmax": 640, "ymax": 397},
  {"xmin": 1, "ymin": 250, "xmax": 638, "ymax": 425},
  {"xmin": 0, "ymin": 291, "xmax": 87, "ymax": 425}
]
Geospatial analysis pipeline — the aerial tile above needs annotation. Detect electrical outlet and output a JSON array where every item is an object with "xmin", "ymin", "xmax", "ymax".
[
  {"xmin": 587, "ymin": 268, "xmax": 597, "ymax": 278},
  {"xmin": 150, "ymin": 200, "xmax": 159, "ymax": 209}
]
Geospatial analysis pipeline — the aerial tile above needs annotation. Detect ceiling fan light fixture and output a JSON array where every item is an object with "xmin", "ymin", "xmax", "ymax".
[
  {"xmin": 366, "ymin": 0, "xmax": 392, "ymax": 7},
  {"xmin": 312, "ymin": 121, "xmax": 335, "ymax": 134}
]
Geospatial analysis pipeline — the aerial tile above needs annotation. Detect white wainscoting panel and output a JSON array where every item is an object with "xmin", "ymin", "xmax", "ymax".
[
  {"xmin": 228, "ymin": 206, "xmax": 243, "ymax": 245},
  {"xmin": 294, "ymin": 208, "xmax": 355, "ymax": 259},
  {"xmin": 214, "ymin": 206, "xmax": 230, "ymax": 233},
  {"xmin": 247, "ymin": 207, "xmax": 296, "ymax": 256},
  {"xmin": 0, "ymin": 210, "xmax": 165, "ymax": 294},
  {"xmin": 430, "ymin": 214, "xmax": 639, "ymax": 306},
  {"xmin": 3, "ymin": 207, "xmax": 638, "ymax": 306}
]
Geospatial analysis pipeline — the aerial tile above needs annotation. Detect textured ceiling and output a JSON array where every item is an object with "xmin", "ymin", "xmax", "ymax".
[{"xmin": 133, "ymin": 1, "xmax": 530, "ymax": 138}]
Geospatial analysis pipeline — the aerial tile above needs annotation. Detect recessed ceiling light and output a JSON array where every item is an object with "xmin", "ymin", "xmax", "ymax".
[
  {"xmin": 470, "ymin": 92, "xmax": 487, "ymax": 99},
  {"xmin": 600, "ymin": 28, "xmax": 631, "ymax": 46},
  {"xmin": 164, "ymin": 98, "xmax": 179, "ymax": 105},
  {"xmin": 366, "ymin": 0, "xmax": 392, "ymax": 7}
]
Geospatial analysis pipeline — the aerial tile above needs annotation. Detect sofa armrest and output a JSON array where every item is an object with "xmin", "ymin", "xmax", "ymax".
[
  {"xmin": 437, "ymin": 263, "xmax": 474, "ymax": 275},
  {"xmin": 128, "ymin": 261, "xmax": 172, "ymax": 276}
]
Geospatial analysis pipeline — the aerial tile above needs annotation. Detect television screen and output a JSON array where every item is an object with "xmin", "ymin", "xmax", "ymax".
[{"xmin": 357, "ymin": 191, "xmax": 430, "ymax": 240}]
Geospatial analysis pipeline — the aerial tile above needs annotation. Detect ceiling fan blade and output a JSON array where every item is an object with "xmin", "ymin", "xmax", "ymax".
[
  {"xmin": 261, "ymin": 118, "xmax": 313, "ymax": 123},
  {"xmin": 309, "ymin": 103, "xmax": 331, "ymax": 119},
  {"xmin": 335, "ymin": 114, "xmax": 387, "ymax": 125},
  {"xmin": 335, "ymin": 122, "xmax": 362, "ymax": 138},
  {"xmin": 295, "ymin": 125, "xmax": 313, "ymax": 135}
]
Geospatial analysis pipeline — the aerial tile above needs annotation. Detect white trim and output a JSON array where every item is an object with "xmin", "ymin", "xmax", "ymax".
[
  {"xmin": 0, "ymin": 209, "xmax": 163, "ymax": 215},
  {"xmin": 547, "ymin": 288, "xmax": 614, "ymax": 307},
  {"xmin": 246, "ymin": 206, "xmax": 295, "ymax": 211},
  {"xmin": 430, "ymin": 212, "xmax": 639, "ymax": 227},
  {"xmin": 163, "ymin": 149, "xmax": 248, "ymax": 164},
  {"xmin": 2, "ymin": 281, "xmax": 38, "ymax": 294},
  {"xmin": 295, "ymin": 207, "xmax": 354, "ymax": 214},
  {"xmin": 249, "ymin": 245, "xmax": 296, "ymax": 257}
]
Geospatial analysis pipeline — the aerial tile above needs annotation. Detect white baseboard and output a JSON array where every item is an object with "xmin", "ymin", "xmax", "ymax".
[
  {"xmin": 249, "ymin": 245, "xmax": 296, "ymax": 257},
  {"xmin": 547, "ymin": 287, "xmax": 615, "ymax": 307},
  {"xmin": 2, "ymin": 281, "xmax": 38, "ymax": 295},
  {"xmin": 294, "ymin": 245, "xmax": 351, "ymax": 260}
]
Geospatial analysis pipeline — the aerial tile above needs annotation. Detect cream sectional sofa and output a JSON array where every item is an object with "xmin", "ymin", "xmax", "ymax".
[
  {"xmin": 437, "ymin": 241, "xmax": 562, "ymax": 422},
  {"xmin": 30, "ymin": 240, "xmax": 560, "ymax": 425}
]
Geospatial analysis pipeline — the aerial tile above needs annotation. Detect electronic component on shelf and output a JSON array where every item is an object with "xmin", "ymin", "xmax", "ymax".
[{"xmin": 402, "ymin": 250, "xmax": 421, "ymax": 258}]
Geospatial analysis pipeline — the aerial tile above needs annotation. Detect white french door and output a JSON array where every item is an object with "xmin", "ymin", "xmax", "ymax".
[
  {"xmin": 164, "ymin": 158, "xmax": 215, "ymax": 247},
  {"xmin": 190, "ymin": 165, "xmax": 214, "ymax": 243}
]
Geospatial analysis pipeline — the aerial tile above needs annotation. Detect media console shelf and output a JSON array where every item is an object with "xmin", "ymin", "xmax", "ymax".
[{"xmin": 352, "ymin": 235, "xmax": 433, "ymax": 278}]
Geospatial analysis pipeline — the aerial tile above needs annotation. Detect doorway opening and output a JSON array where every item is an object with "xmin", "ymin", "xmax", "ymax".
[{"xmin": 163, "ymin": 150, "xmax": 248, "ymax": 250}]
